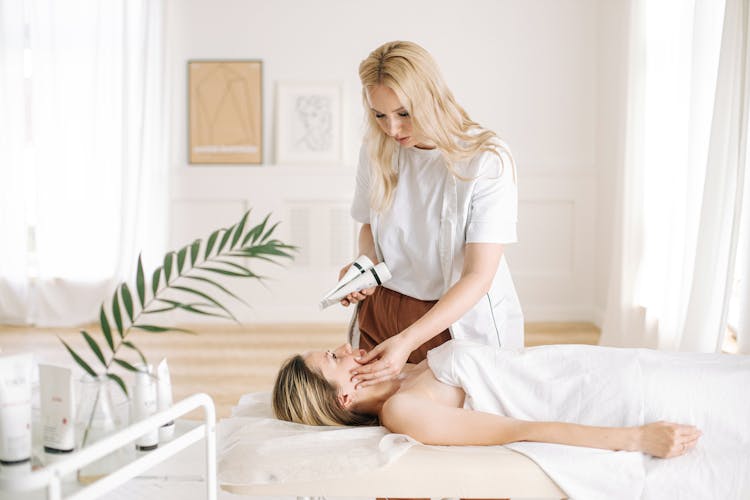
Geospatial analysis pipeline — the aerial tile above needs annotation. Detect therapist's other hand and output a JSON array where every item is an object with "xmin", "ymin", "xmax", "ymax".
[
  {"xmin": 337, "ymin": 263, "xmax": 376, "ymax": 307},
  {"xmin": 350, "ymin": 334, "xmax": 412, "ymax": 388}
]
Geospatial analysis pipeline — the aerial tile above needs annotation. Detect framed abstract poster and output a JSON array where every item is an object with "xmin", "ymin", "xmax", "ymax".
[
  {"xmin": 275, "ymin": 82, "xmax": 342, "ymax": 165},
  {"xmin": 188, "ymin": 60, "xmax": 263, "ymax": 164}
]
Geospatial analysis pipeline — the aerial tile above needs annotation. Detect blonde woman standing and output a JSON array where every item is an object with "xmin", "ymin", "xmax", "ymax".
[{"xmin": 340, "ymin": 40, "xmax": 523, "ymax": 389}]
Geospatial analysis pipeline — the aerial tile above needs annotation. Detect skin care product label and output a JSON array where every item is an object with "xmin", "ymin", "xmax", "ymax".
[
  {"xmin": 156, "ymin": 359, "xmax": 175, "ymax": 442},
  {"xmin": 39, "ymin": 364, "xmax": 75, "ymax": 457},
  {"xmin": 0, "ymin": 354, "xmax": 33, "ymax": 468},
  {"xmin": 133, "ymin": 366, "xmax": 158, "ymax": 452}
]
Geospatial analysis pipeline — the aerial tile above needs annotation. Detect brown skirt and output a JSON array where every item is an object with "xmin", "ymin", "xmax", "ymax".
[{"xmin": 357, "ymin": 286, "xmax": 452, "ymax": 364}]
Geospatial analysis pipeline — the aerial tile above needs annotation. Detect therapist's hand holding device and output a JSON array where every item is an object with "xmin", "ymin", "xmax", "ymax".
[
  {"xmin": 336, "ymin": 255, "xmax": 378, "ymax": 307},
  {"xmin": 319, "ymin": 260, "xmax": 391, "ymax": 310}
]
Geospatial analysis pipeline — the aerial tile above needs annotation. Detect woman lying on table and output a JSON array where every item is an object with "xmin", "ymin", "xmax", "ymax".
[{"xmin": 271, "ymin": 339, "xmax": 720, "ymax": 458}]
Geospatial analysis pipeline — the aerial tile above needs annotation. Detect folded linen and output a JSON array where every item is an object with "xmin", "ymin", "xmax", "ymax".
[{"xmin": 217, "ymin": 391, "xmax": 415, "ymax": 486}]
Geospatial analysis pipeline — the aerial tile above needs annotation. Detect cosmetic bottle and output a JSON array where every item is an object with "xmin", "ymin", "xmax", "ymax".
[
  {"xmin": 39, "ymin": 364, "xmax": 75, "ymax": 463},
  {"xmin": 156, "ymin": 359, "xmax": 175, "ymax": 442},
  {"xmin": 0, "ymin": 354, "xmax": 33, "ymax": 473},
  {"xmin": 132, "ymin": 365, "xmax": 158, "ymax": 452}
]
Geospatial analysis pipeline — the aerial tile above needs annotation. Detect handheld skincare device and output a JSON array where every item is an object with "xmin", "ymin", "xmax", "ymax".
[
  {"xmin": 322, "ymin": 254, "xmax": 375, "ymax": 299},
  {"xmin": 319, "ymin": 262, "xmax": 391, "ymax": 309}
]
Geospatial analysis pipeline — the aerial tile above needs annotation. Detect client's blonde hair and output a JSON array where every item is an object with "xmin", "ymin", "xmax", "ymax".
[
  {"xmin": 358, "ymin": 40, "xmax": 516, "ymax": 212},
  {"xmin": 272, "ymin": 355, "xmax": 379, "ymax": 427}
]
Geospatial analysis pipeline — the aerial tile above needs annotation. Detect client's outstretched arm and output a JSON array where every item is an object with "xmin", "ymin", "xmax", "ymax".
[{"xmin": 381, "ymin": 393, "xmax": 701, "ymax": 459}]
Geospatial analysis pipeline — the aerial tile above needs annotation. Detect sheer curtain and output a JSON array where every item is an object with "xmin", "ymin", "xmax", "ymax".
[
  {"xmin": 601, "ymin": 0, "xmax": 750, "ymax": 352},
  {"xmin": 0, "ymin": 0, "xmax": 168, "ymax": 326},
  {"xmin": 0, "ymin": 1, "xmax": 29, "ymax": 323}
]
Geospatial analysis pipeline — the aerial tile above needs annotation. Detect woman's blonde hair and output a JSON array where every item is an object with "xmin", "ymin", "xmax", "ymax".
[
  {"xmin": 359, "ymin": 40, "xmax": 515, "ymax": 212},
  {"xmin": 272, "ymin": 355, "xmax": 379, "ymax": 427}
]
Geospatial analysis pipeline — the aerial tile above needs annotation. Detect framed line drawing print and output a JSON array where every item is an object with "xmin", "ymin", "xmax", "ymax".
[
  {"xmin": 275, "ymin": 82, "xmax": 342, "ymax": 164},
  {"xmin": 188, "ymin": 60, "xmax": 262, "ymax": 164}
]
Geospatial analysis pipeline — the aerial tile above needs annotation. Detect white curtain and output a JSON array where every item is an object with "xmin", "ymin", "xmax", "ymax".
[
  {"xmin": 0, "ymin": 0, "xmax": 29, "ymax": 324},
  {"xmin": 601, "ymin": 0, "xmax": 750, "ymax": 352},
  {"xmin": 0, "ymin": 0, "xmax": 168, "ymax": 326}
]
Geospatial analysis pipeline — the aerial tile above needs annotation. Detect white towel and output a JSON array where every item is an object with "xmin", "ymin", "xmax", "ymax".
[
  {"xmin": 427, "ymin": 340, "xmax": 750, "ymax": 500},
  {"xmin": 217, "ymin": 392, "xmax": 415, "ymax": 486}
]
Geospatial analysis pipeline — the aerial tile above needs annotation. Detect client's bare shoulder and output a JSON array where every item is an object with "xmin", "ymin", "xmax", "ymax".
[{"xmin": 379, "ymin": 362, "xmax": 466, "ymax": 428}]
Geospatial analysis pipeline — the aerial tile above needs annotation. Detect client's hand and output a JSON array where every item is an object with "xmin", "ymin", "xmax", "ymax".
[
  {"xmin": 638, "ymin": 421, "xmax": 702, "ymax": 458},
  {"xmin": 337, "ymin": 262, "xmax": 376, "ymax": 307},
  {"xmin": 350, "ymin": 334, "xmax": 412, "ymax": 388}
]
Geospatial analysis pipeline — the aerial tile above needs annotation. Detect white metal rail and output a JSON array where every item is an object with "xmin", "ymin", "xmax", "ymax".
[{"xmin": 0, "ymin": 392, "xmax": 217, "ymax": 500}]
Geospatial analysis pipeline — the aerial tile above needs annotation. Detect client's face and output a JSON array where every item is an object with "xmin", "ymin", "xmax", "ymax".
[{"xmin": 304, "ymin": 343, "xmax": 365, "ymax": 394}]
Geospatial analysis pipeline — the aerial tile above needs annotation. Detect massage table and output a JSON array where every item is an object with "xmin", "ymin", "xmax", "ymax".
[
  {"xmin": 215, "ymin": 392, "xmax": 566, "ymax": 499},
  {"xmin": 220, "ymin": 443, "xmax": 566, "ymax": 499},
  {"xmin": 100, "ymin": 425, "xmax": 565, "ymax": 500}
]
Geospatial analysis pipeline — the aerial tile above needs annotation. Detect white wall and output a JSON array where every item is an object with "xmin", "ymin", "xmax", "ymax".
[
  {"xmin": 166, "ymin": 0, "xmax": 624, "ymax": 325},
  {"xmin": 594, "ymin": 0, "xmax": 631, "ymax": 327}
]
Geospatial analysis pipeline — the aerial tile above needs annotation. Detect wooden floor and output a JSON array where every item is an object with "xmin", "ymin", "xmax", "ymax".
[{"xmin": 0, "ymin": 322, "xmax": 599, "ymax": 419}]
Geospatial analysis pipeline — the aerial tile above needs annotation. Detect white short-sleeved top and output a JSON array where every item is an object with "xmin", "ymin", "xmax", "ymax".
[{"xmin": 351, "ymin": 144, "xmax": 518, "ymax": 301}]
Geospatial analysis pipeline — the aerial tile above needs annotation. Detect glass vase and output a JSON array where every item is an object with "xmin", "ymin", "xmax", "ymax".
[{"xmin": 75, "ymin": 375, "xmax": 130, "ymax": 484}]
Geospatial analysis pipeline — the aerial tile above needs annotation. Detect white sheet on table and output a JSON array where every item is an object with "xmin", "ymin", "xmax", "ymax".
[
  {"xmin": 217, "ymin": 392, "xmax": 415, "ymax": 486},
  {"xmin": 218, "ymin": 344, "xmax": 750, "ymax": 498},
  {"xmin": 427, "ymin": 340, "xmax": 750, "ymax": 500},
  {"xmin": 636, "ymin": 349, "xmax": 750, "ymax": 499}
]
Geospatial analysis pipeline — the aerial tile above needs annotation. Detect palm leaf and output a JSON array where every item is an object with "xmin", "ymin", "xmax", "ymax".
[
  {"xmin": 230, "ymin": 241, "xmax": 296, "ymax": 258},
  {"xmin": 132, "ymin": 324, "xmax": 196, "ymax": 334},
  {"xmin": 136, "ymin": 254, "xmax": 146, "ymax": 308},
  {"xmin": 235, "ymin": 243, "xmax": 295, "ymax": 260},
  {"xmin": 142, "ymin": 302, "xmax": 179, "ymax": 314},
  {"xmin": 121, "ymin": 283, "xmax": 134, "ymax": 323},
  {"xmin": 152, "ymin": 266, "xmax": 162, "ymax": 296},
  {"xmin": 164, "ymin": 252, "xmax": 174, "ymax": 283},
  {"xmin": 100, "ymin": 305, "xmax": 114, "ymax": 351},
  {"xmin": 81, "ymin": 331, "xmax": 106, "ymax": 367},
  {"xmin": 60, "ymin": 338, "xmax": 97, "ymax": 377},
  {"xmin": 106, "ymin": 373, "xmax": 128, "ymax": 397},
  {"xmin": 182, "ymin": 275, "xmax": 248, "ymax": 305},
  {"xmin": 122, "ymin": 340, "xmax": 148, "ymax": 367},
  {"xmin": 215, "ymin": 260, "xmax": 257, "ymax": 277},
  {"xmin": 132, "ymin": 324, "xmax": 170, "ymax": 333},
  {"xmin": 171, "ymin": 285, "xmax": 237, "ymax": 321},
  {"xmin": 177, "ymin": 246, "xmax": 188, "ymax": 274},
  {"xmin": 242, "ymin": 213, "xmax": 271, "ymax": 246},
  {"xmin": 217, "ymin": 224, "xmax": 235, "ymax": 255},
  {"xmin": 60, "ymin": 210, "xmax": 294, "ymax": 388},
  {"xmin": 190, "ymin": 240, "xmax": 201, "ymax": 267},
  {"xmin": 204, "ymin": 229, "xmax": 221, "ymax": 259},
  {"xmin": 112, "ymin": 292, "xmax": 124, "ymax": 338},
  {"xmin": 197, "ymin": 266, "xmax": 254, "ymax": 278},
  {"xmin": 113, "ymin": 357, "xmax": 139, "ymax": 373},
  {"xmin": 156, "ymin": 299, "xmax": 231, "ymax": 319},
  {"xmin": 231, "ymin": 211, "xmax": 250, "ymax": 249},
  {"xmin": 225, "ymin": 252, "xmax": 280, "ymax": 265},
  {"xmin": 259, "ymin": 221, "xmax": 281, "ymax": 243}
]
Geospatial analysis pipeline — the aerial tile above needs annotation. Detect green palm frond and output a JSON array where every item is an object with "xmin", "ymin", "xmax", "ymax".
[{"xmin": 61, "ymin": 210, "xmax": 295, "ymax": 397}]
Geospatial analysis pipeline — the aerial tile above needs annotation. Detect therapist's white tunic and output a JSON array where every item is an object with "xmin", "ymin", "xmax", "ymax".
[{"xmin": 350, "ymin": 142, "xmax": 524, "ymax": 349}]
